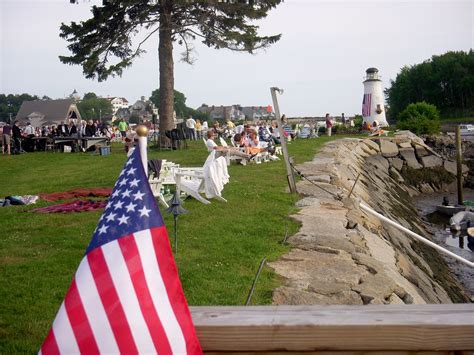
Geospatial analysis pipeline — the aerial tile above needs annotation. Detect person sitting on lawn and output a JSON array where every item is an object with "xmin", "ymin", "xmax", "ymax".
[
  {"xmin": 206, "ymin": 130, "xmax": 250, "ymax": 159},
  {"xmin": 369, "ymin": 120, "xmax": 387, "ymax": 136},
  {"xmin": 233, "ymin": 132, "xmax": 265, "ymax": 156}
]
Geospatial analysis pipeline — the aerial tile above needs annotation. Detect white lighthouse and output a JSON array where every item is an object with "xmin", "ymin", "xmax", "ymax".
[{"xmin": 362, "ymin": 67, "xmax": 388, "ymax": 127}]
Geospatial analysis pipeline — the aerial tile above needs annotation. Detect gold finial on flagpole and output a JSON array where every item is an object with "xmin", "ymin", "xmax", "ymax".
[{"xmin": 136, "ymin": 125, "xmax": 149, "ymax": 137}]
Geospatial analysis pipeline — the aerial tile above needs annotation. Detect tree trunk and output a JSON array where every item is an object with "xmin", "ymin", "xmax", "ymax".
[{"xmin": 159, "ymin": 3, "xmax": 174, "ymax": 134}]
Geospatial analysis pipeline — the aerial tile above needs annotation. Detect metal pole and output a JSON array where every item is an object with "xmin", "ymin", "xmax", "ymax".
[
  {"xmin": 270, "ymin": 87, "xmax": 297, "ymax": 194},
  {"xmin": 348, "ymin": 173, "xmax": 361, "ymax": 198},
  {"xmin": 359, "ymin": 201, "xmax": 474, "ymax": 268},
  {"xmin": 245, "ymin": 257, "xmax": 267, "ymax": 305},
  {"xmin": 174, "ymin": 215, "xmax": 178, "ymax": 254},
  {"xmin": 455, "ymin": 126, "xmax": 464, "ymax": 205}
]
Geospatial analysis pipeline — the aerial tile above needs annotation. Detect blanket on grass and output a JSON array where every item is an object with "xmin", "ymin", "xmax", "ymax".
[
  {"xmin": 39, "ymin": 188, "xmax": 112, "ymax": 202},
  {"xmin": 31, "ymin": 200, "xmax": 107, "ymax": 213}
]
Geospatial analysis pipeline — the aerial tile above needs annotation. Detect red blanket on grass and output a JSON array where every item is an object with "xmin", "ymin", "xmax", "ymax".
[
  {"xmin": 39, "ymin": 188, "xmax": 112, "ymax": 202},
  {"xmin": 31, "ymin": 200, "xmax": 107, "ymax": 213}
]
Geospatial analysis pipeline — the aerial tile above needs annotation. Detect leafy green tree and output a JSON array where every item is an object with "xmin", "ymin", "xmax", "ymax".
[
  {"xmin": 77, "ymin": 97, "xmax": 113, "ymax": 121},
  {"xmin": 186, "ymin": 107, "xmax": 210, "ymax": 122},
  {"xmin": 397, "ymin": 102, "xmax": 440, "ymax": 135},
  {"xmin": 353, "ymin": 114, "xmax": 363, "ymax": 128},
  {"xmin": 129, "ymin": 114, "xmax": 141, "ymax": 125},
  {"xmin": 0, "ymin": 93, "xmax": 39, "ymax": 122},
  {"xmin": 62, "ymin": 0, "xmax": 282, "ymax": 134},
  {"xmin": 386, "ymin": 50, "xmax": 474, "ymax": 119},
  {"xmin": 150, "ymin": 88, "xmax": 187, "ymax": 119},
  {"xmin": 150, "ymin": 88, "xmax": 210, "ymax": 122},
  {"xmin": 83, "ymin": 92, "xmax": 98, "ymax": 100}
]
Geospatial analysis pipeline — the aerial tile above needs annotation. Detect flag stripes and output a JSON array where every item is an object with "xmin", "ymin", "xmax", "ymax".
[
  {"xmin": 88, "ymin": 246, "xmax": 138, "ymax": 353},
  {"xmin": 118, "ymin": 233, "xmax": 173, "ymax": 354},
  {"xmin": 64, "ymin": 280, "xmax": 100, "ymax": 354},
  {"xmin": 102, "ymin": 240, "xmax": 156, "ymax": 353},
  {"xmin": 362, "ymin": 93, "xmax": 372, "ymax": 117},
  {"xmin": 41, "ymin": 147, "xmax": 202, "ymax": 354},
  {"xmin": 136, "ymin": 228, "xmax": 188, "ymax": 354},
  {"xmin": 41, "ymin": 227, "xmax": 193, "ymax": 354},
  {"xmin": 39, "ymin": 330, "xmax": 59, "ymax": 355},
  {"xmin": 150, "ymin": 228, "xmax": 199, "ymax": 354},
  {"xmin": 75, "ymin": 258, "xmax": 119, "ymax": 354},
  {"xmin": 51, "ymin": 303, "xmax": 80, "ymax": 353}
]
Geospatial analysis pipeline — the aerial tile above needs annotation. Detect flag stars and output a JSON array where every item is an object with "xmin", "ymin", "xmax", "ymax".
[
  {"xmin": 106, "ymin": 212, "xmax": 117, "ymax": 222},
  {"xmin": 111, "ymin": 189, "xmax": 121, "ymax": 198},
  {"xmin": 129, "ymin": 178, "xmax": 139, "ymax": 188},
  {"xmin": 126, "ymin": 157, "xmax": 134, "ymax": 166},
  {"xmin": 133, "ymin": 191, "xmax": 145, "ymax": 201},
  {"xmin": 126, "ymin": 167, "xmax": 136, "ymax": 176},
  {"xmin": 119, "ymin": 178, "xmax": 128, "ymax": 187},
  {"xmin": 98, "ymin": 225, "xmax": 109, "ymax": 234},
  {"xmin": 114, "ymin": 200, "xmax": 124, "ymax": 210},
  {"xmin": 118, "ymin": 215, "xmax": 129, "ymax": 225},
  {"xmin": 139, "ymin": 205, "xmax": 151, "ymax": 217},
  {"xmin": 125, "ymin": 202, "xmax": 137, "ymax": 213},
  {"xmin": 122, "ymin": 189, "xmax": 132, "ymax": 198}
]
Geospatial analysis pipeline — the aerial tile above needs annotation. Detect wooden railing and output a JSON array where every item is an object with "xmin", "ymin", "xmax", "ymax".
[{"xmin": 191, "ymin": 304, "xmax": 474, "ymax": 354}]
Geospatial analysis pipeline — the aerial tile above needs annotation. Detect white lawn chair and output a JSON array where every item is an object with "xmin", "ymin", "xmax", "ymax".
[
  {"xmin": 173, "ymin": 151, "xmax": 228, "ymax": 204},
  {"xmin": 173, "ymin": 166, "xmax": 210, "ymax": 204},
  {"xmin": 148, "ymin": 159, "xmax": 179, "ymax": 208},
  {"xmin": 219, "ymin": 136, "xmax": 248, "ymax": 166}
]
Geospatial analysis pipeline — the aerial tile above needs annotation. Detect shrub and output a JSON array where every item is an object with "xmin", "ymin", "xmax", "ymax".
[
  {"xmin": 353, "ymin": 114, "xmax": 363, "ymax": 128},
  {"xmin": 397, "ymin": 102, "xmax": 440, "ymax": 135}
]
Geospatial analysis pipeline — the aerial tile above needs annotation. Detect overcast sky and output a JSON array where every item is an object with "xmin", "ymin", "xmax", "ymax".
[{"xmin": 1, "ymin": 0, "xmax": 472, "ymax": 117}]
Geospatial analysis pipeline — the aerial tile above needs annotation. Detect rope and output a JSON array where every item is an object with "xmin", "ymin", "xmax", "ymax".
[
  {"xmin": 288, "ymin": 160, "xmax": 473, "ymax": 267},
  {"xmin": 359, "ymin": 202, "xmax": 474, "ymax": 268},
  {"xmin": 289, "ymin": 161, "xmax": 342, "ymax": 200}
]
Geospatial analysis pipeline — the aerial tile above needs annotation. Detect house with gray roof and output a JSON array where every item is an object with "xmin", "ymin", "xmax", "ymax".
[
  {"xmin": 15, "ymin": 99, "xmax": 82, "ymax": 127},
  {"xmin": 197, "ymin": 104, "xmax": 273, "ymax": 121}
]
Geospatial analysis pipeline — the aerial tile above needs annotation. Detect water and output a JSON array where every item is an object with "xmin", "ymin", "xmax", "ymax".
[
  {"xmin": 412, "ymin": 189, "xmax": 474, "ymax": 298},
  {"xmin": 424, "ymin": 210, "xmax": 473, "ymax": 252}
]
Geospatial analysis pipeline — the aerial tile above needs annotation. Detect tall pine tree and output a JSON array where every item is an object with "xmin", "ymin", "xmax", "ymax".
[{"xmin": 62, "ymin": 0, "xmax": 283, "ymax": 132}]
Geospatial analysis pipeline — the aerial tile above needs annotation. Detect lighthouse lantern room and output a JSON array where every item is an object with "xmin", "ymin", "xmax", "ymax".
[{"xmin": 362, "ymin": 67, "xmax": 388, "ymax": 127}]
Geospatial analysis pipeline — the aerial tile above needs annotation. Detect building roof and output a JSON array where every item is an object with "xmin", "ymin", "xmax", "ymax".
[
  {"xmin": 15, "ymin": 99, "xmax": 81, "ymax": 126},
  {"xmin": 108, "ymin": 97, "xmax": 129, "ymax": 103}
]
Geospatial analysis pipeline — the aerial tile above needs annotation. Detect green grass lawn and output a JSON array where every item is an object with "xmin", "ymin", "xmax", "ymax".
[
  {"xmin": 0, "ymin": 135, "xmax": 340, "ymax": 352},
  {"xmin": 440, "ymin": 117, "xmax": 474, "ymax": 124}
]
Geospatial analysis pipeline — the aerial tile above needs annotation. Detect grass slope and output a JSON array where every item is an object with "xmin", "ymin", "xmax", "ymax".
[{"xmin": 0, "ymin": 136, "xmax": 337, "ymax": 352}]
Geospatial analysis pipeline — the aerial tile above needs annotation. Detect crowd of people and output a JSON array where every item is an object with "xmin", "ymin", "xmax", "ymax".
[
  {"xmin": 2, "ymin": 114, "xmax": 376, "ymax": 156},
  {"xmin": 183, "ymin": 116, "xmax": 322, "ymax": 143},
  {"xmin": 0, "ymin": 118, "xmax": 129, "ymax": 154},
  {"xmin": 202, "ymin": 120, "xmax": 296, "ymax": 163}
]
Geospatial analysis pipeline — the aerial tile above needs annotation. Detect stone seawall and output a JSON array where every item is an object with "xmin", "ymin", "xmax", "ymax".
[{"xmin": 269, "ymin": 134, "xmax": 470, "ymax": 305}]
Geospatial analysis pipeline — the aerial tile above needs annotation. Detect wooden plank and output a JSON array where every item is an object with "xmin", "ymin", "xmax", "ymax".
[
  {"xmin": 204, "ymin": 352, "xmax": 457, "ymax": 355},
  {"xmin": 190, "ymin": 305, "xmax": 474, "ymax": 352}
]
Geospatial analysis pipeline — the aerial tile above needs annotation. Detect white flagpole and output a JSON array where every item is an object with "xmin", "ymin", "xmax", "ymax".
[{"xmin": 136, "ymin": 125, "xmax": 149, "ymax": 177}]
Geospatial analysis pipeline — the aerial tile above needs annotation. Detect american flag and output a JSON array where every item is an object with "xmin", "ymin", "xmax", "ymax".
[
  {"xmin": 362, "ymin": 93, "xmax": 372, "ymax": 117},
  {"xmin": 40, "ymin": 148, "xmax": 202, "ymax": 354}
]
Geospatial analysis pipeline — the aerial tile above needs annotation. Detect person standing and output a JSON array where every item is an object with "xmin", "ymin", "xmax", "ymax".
[
  {"xmin": 66, "ymin": 120, "xmax": 77, "ymax": 136},
  {"xmin": 325, "ymin": 113, "xmax": 333, "ymax": 136},
  {"xmin": 57, "ymin": 121, "xmax": 68, "ymax": 136},
  {"xmin": 186, "ymin": 116, "xmax": 196, "ymax": 140},
  {"xmin": 23, "ymin": 122, "xmax": 35, "ymax": 152},
  {"xmin": 118, "ymin": 119, "xmax": 128, "ymax": 142},
  {"xmin": 85, "ymin": 120, "xmax": 96, "ymax": 137},
  {"xmin": 195, "ymin": 119, "xmax": 202, "ymax": 139},
  {"xmin": 12, "ymin": 121, "xmax": 22, "ymax": 154},
  {"xmin": 2, "ymin": 122, "xmax": 12, "ymax": 155}
]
